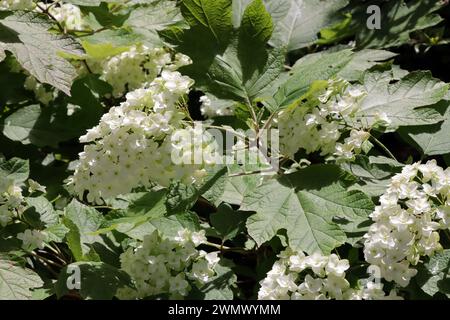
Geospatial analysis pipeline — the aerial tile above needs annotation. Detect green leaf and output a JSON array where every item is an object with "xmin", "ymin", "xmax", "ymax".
[
  {"xmin": 81, "ymin": 29, "xmax": 142, "ymax": 59},
  {"xmin": 63, "ymin": 217, "xmax": 84, "ymax": 261},
  {"xmin": 55, "ymin": 262, "xmax": 132, "ymax": 300},
  {"xmin": 165, "ymin": 0, "xmax": 284, "ymax": 105},
  {"xmin": 70, "ymin": 74, "xmax": 112, "ymax": 108},
  {"xmin": 181, "ymin": 0, "xmax": 233, "ymax": 45},
  {"xmin": 241, "ymin": 165, "xmax": 374, "ymax": 254},
  {"xmin": 203, "ymin": 41, "xmax": 285, "ymax": 103},
  {"xmin": 210, "ymin": 203, "xmax": 250, "ymax": 241},
  {"xmin": 202, "ymin": 164, "xmax": 260, "ymax": 206},
  {"xmin": 100, "ymin": 189, "xmax": 205, "ymax": 240},
  {"xmin": 125, "ymin": 0, "xmax": 182, "ymax": 46},
  {"xmin": 166, "ymin": 181, "xmax": 198, "ymax": 215},
  {"xmin": 355, "ymin": 0, "xmax": 445, "ymax": 49},
  {"xmin": 0, "ymin": 12, "xmax": 84, "ymax": 95},
  {"xmin": 98, "ymin": 191, "xmax": 168, "ymax": 236},
  {"xmin": 0, "ymin": 157, "xmax": 29, "ymax": 182},
  {"xmin": 104, "ymin": 211, "xmax": 201, "ymax": 241},
  {"xmin": 165, "ymin": 166, "xmax": 227, "ymax": 214},
  {"xmin": 81, "ymin": 3, "xmax": 129, "ymax": 28},
  {"xmin": 2, "ymin": 104, "xmax": 41, "ymax": 145},
  {"xmin": 270, "ymin": 49, "xmax": 395, "ymax": 110},
  {"xmin": 266, "ymin": 0, "xmax": 348, "ymax": 51},
  {"xmin": 317, "ymin": 12, "xmax": 353, "ymax": 45},
  {"xmin": 231, "ymin": 0, "xmax": 253, "ymax": 27},
  {"xmin": 0, "ymin": 260, "xmax": 43, "ymax": 300},
  {"xmin": 398, "ymin": 100, "xmax": 450, "ymax": 156},
  {"xmin": 65, "ymin": 199, "xmax": 104, "ymax": 245},
  {"xmin": 337, "ymin": 49, "xmax": 397, "ymax": 81},
  {"xmin": 192, "ymin": 260, "xmax": 236, "ymax": 300},
  {"xmin": 64, "ymin": 199, "xmax": 104, "ymax": 260},
  {"xmin": 344, "ymin": 155, "xmax": 401, "ymax": 197},
  {"xmin": 25, "ymin": 196, "xmax": 58, "ymax": 227},
  {"xmin": 2, "ymin": 77, "xmax": 104, "ymax": 147},
  {"xmin": 0, "ymin": 60, "xmax": 29, "ymax": 106},
  {"xmin": 358, "ymin": 71, "xmax": 449, "ymax": 128},
  {"xmin": 45, "ymin": 223, "xmax": 69, "ymax": 243},
  {"xmin": 124, "ymin": 189, "xmax": 168, "ymax": 218},
  {"xmin": 240, "ymin": 0, "xmax": 273, "ymax": 44},
  {"xmin": 416, "ymin": 250, "xmax": 450, "ymax": 298}
]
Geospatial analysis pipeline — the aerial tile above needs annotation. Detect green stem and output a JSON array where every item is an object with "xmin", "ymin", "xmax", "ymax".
[
  {"xmin": 36, "ymin": 2, "xmax": 65, "ymax": 33},
  {"xmin": 245, "ymin": 97, "xmax": 260, "ymax": 134},
  {"xmin": 92, "ymin": 205, "xmax": 114, "ymax": 210},
  {"xmin": 204, "ymin": 241, "xmax": 248, "ymax": 253},
  {"xmin": 50, "ymin": 194, "xmax": 61, "ymax": 204},
  {"xmin": 30, "ymin": 251, "xmax": 64, "ymax": 269}
]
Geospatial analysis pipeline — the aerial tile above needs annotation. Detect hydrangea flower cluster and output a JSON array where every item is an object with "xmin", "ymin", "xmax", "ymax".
[
  {"xmin": 70, "ymin": 56, "xmax": 221, "ymax": 203},
  {"xmin": 24, "ymin": 75, "xmax": 54, "ymax": 105},
  {"xmin": 101, "ymin": 46, "xmax": 192, "ymax": 97},
  {"xmin": 0, "ymin": 0, "xmax": 34, "ymax": 10},
  {"xmin": 117, "ymin": 229, "xmax": 220, "ymax": 299},
  {"xmin": 36, "ymin": 2, "xmax": 87, "ymax": 31},
  {"xmin": 363, "ymin": 160, "xmax": 450, "ymax": 287},
  {"xmin": 258, "ymin": 248, "xmax": 401, "ymax": 300},
  {"xmin": 276, "ymin": 78, "xmax": 369, "ymax": 161}
]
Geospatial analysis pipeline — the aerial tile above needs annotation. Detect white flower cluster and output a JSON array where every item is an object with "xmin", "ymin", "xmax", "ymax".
[
  {"xmin": 0, "ymin": 178, "xmax": 23, "ymax": 227},
  {"xmin": 117, "ymin": 229, "xmax": 220, "ymax": 299},
  {"xmin": 24, "ymin": 75, "xmax": 54, "ymax": 105},
  {"xmin": 334, "ymin": 129, "xmax": 370, "ymax": 161},
  {"xmin": 258, "ymin": 248, "xmax": 401, "ymax": 300},
  {"xmin": 102, "ymin": 46, "xmax": 192, "ymax": 97},
  {"xmin": 36, "ymin": 2, "xmax": 87, "ymax": 31},
  {"xmin": 1, "ymin": 177, "xmax": 48, "ymax": 249},
  {"xmin": 0, "ymin": 0, "xmax": 34, "ymax": 10},
  {"xmin": 276, "ymin": 79, "xmax": 369, "ymax": 161},
  {"xmin": 70, "ymin": 58, "xmax": 220, "ymax": 203},
  {"xmin": 17, "ymin": 229, "xmax": 47, "ymax": 250},
  {"xmin": 364, "ymin": 160, "xmax": 450, "ymax": 287}
]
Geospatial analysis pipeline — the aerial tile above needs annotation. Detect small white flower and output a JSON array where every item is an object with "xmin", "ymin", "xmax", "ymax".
[
  {"xmin": 17, "ymin": 229, "xmax": 46, "ymax": 250},
  {"xmin": 325, "ymin": 254, "xmax": 350, "ymax": 277}
]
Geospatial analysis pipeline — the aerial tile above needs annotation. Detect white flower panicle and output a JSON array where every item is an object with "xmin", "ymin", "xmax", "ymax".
[
  {"xmin": 364, "ymin": 160, "xmax": 450, "ymax": 287},
  {"xmin": 117, "ymin": 229, "xmax": 220, "ymax": 299},
  {"xmin": 101, "ymin": 46, "xmax": 192, "ymax": 97},
  {"xmin": 36, "ymin": 2, "xmax": 87, "ymax": 31},
  {"xmin": 0, "ymin": 0, "xmax": 34, "ymax": 10},
  {"xmin": 277, "ymin": 78, "xmax": 370, "ymax": 161},
  {"xmin": 258, "ymin": 248, "xmax": 401, "ymax": 300},
  {"xmin": 70, "ymin": 54, "xmax": 221, "ymax": 203}
]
